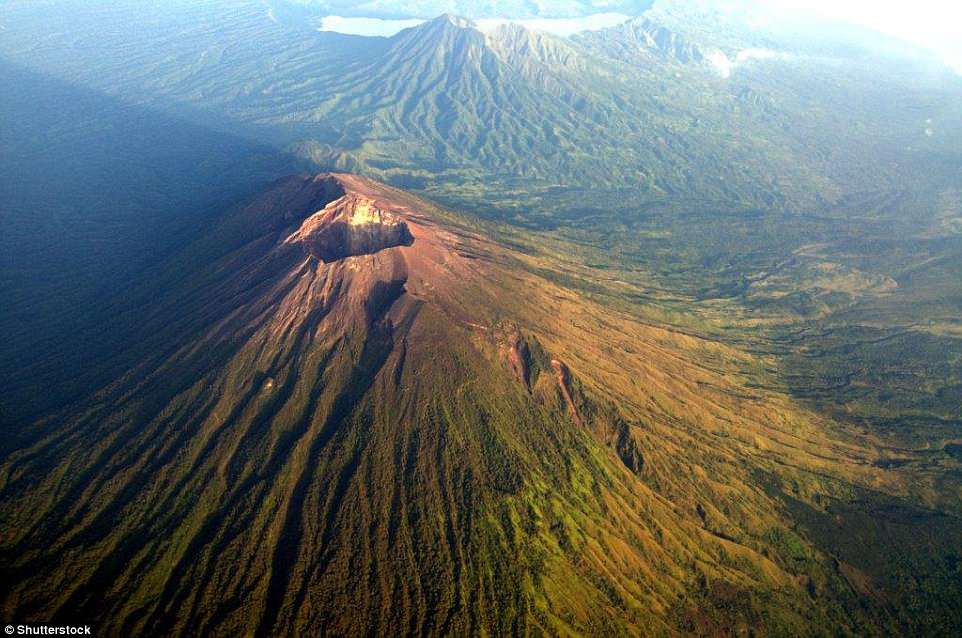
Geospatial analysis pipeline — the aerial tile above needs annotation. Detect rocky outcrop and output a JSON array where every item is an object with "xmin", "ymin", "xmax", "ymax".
[
  {"xmin": 551, "ymin": 359, "xmax": 585, "ymax": 427},
  {"xmin": 495, "ymin": 323, "xmax": 644, "ymax": 476},
  {"xmin": 286, "ymin": 193, "xmax": 414, "ymax": 262}
]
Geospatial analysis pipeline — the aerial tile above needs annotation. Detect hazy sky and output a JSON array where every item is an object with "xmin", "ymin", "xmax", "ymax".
[{"xmin": 769, "ymin": 0, "xmax": 962, "ymax": 69}]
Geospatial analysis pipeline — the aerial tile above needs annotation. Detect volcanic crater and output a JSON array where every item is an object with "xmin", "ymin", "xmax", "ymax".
[{"xmin": 286, "ymin": 190, "xmax": 415, "ymax": 262}]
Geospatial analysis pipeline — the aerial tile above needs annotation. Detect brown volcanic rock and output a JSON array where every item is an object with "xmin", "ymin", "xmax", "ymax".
[{"xmin": 285, "ymin": 192, "xmax": 414, "ymax": 263}]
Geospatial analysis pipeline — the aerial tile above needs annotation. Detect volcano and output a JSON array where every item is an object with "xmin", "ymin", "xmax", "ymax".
[{"xmin": 2, "ymin": 174, "xmax": 959, "ymax": 636}]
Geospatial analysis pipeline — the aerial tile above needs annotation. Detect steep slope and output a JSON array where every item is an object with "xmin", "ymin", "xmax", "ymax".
[
  {"xmin": 301, "ymin": 15, "xmax": 623, "ymax": 184},
  {"xmin": 2, "ymin": 174, "xmax": 960, "ymax": 636}
]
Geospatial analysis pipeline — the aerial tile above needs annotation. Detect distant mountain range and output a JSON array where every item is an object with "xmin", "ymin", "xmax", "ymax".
[{"xmin": 1, "ymin": 0, "xmax": 955, "ymax": 213}]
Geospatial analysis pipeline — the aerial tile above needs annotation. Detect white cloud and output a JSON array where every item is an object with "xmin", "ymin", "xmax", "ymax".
[
  {"xmin": 708, "ymin": 51, "xmax": 733, "ymax": 77},
  {"xmin": 764, "ymin": 0, "xmax": 962, "ymax": 72},
  {"xmin": 735, "ymin": 48, "xmax": 782, "ymax": 63},
  {"xmin": 709, "ymin": 47, "xmax": 793, "ymax": 78}
]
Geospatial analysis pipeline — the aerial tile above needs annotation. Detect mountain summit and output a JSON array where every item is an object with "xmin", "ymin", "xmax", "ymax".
[{"xmin": 284, "ymin": 188, "xmax": 414, "ymax": 262}]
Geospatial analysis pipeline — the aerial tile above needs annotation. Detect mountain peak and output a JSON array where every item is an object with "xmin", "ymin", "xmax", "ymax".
[
  {"xmin": 439, "ymin": 13, "xmax": 475, "ymax": 28},
  {"xmin": 389, "ymin": 12, "xmax": 485, "ymax": 51},
  {"xmin": 285, "ymin": 190, "xmax": 414, "ymax": 263},
  {"xmin": 420, "ymin": 12, "xmax": 477, "ymax": 32}
]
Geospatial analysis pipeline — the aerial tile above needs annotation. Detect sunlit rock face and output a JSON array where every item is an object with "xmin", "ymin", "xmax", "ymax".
[{"xmin": 287, "ymin": 193, "xmax": 414, "ymax": 262}]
